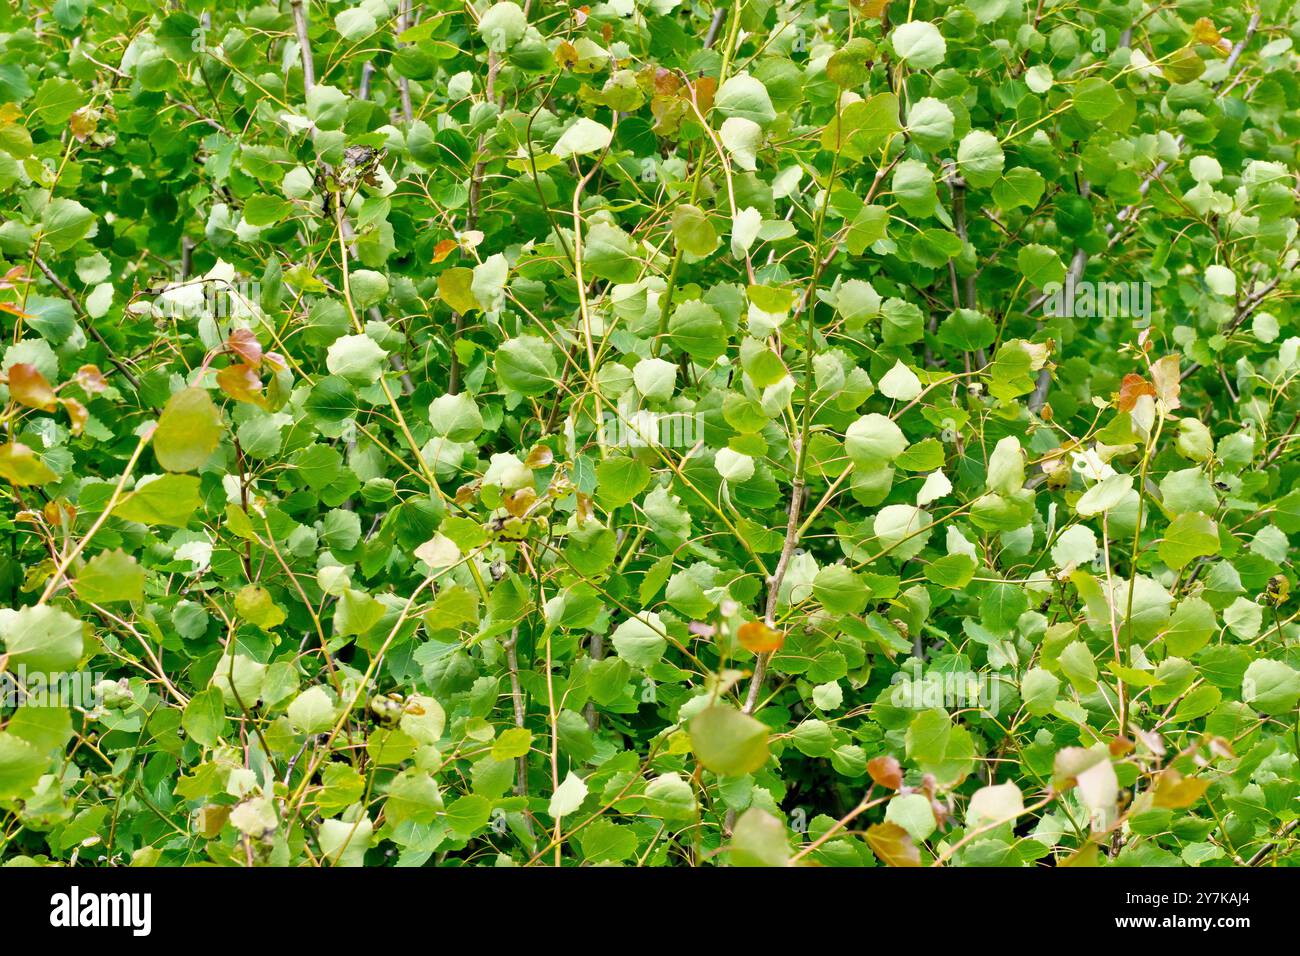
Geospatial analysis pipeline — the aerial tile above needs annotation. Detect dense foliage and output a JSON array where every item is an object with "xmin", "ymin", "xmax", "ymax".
[{"xmin": 0, "ymin": 0, "xmax": 1298, "ymax": 868}]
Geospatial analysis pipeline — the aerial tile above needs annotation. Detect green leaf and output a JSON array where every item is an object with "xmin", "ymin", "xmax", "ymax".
[
  {"xmin": 671, "ymin": 204, "xmax": 719, "ymax": 257},
  {"xmin": 326, "ymin": 333, "xmax": 389, "ymax": 385},
  {"xmin": 668, "ymin": 299, "xmax": 727, "ymax": 362},
  {"xmin": 889, "ymin": 21, "xmax": 946, "ymax": 70},
  {"xmin": 715, "ymin": 74, "xmax": 777, "ymax": 126},
  {"xmin": 956, "ymin": 130, "xmax": 1005, "ymax": 188},
  {"xmin": 992, "ymin": 167, "xmax": 1046, "ymax": 211},
  {"xmin": 904, "ymin": 709, "xmax": 975, "ymax": 787},
  {"xmin": 583, "ymin": 222, "xmax": 641, "ymax": 282},
  {"xmin": 40, "ymin": 198, "xmax": 95, "ymax": 252},
  {"xmin": 552, "ymin": 118, "xmax": 612, "ymax": 158},
  {"xmin": 31, "ymin": 78, "xmax": 83, "ymax": 126},
  {"xmin": 1243, "ymin": 659, "xmax": 1300, "ymax": 715},
  {"xmin": 1157, "ymin": 512, "xmax": 1221, "ymax": 569},
  {"xmin": 286, "ymin": 686, "xmax": 338, "ymax": 735},
  {"xmin": 0, "ymin": 732, "xmax": 47, "ymax": 799},
  {"xmin": 1073, "ymin": 77, "xmax": 1122, "ymax": 122},
  {"xmin": 234, "ymin": 585, "xmax": 286, "ymax": 630},
  {"xmin": 113, "ymin": 474, "xmax": 202, "ymax": 527},
  {"xmin": 6, "ymin": 706, "xmax": 72, "ymax": 752},
  {"xmin": 689, "ymin": 706, "xmax": 770, "ymax": 777},
  {"xmin": 182, "ymin": 687, "xmax": 229, "ymax": 747},
  {"xmin": 0, "ymin": 605, "xmax": 83, "ymax": 672},
  {"xmin": 1017, "ymin": 243, "xmax": 1066, "ymax": 288},
  {"xmin": 729, "ymin": 808, "xmax": 791, "ymax": 866},
  {"xmin": 154, "ymin": 387, "xmax": 222, "ymax": 473},
  {"xmin": 813, "ymin": 564, "xmax": 869, "ymax": 614},
  {"xmin": 595, "ymin": 457, "xmax": 650, "ymax": 509},
  {"xmin": 495, "ymin": 335, "xmax": 559, "ymax": 395},
  {"xmin": 74, "ymin": 549, "xmax": 145, "ymax": 603}
]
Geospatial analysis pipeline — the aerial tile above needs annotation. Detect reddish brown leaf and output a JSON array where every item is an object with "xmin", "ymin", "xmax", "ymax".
[
  {"xmin": 0, "ymin": 265, "xmax": 27, "ymax": 291},
  {"xmin": 7, "ymin": 363, "xmax": 57, "ymax": 411},
  {"xmin": 737, "ymin": 620, "xmax": 785, "ymax": 653},
  {"xmin": 432, "ymin": 239, "xmax": 459, "ymax": 263},
  {"xmin": 525, "ymin": 445, "xmax": 554, "ymax": 469},
  {"xmin": 69, "ymin": 106, "xmax": 99, "ymax": 142},
  {"xmin": 652, "ymin": 68, "xmax": 681, "ymax": 97},
  {"xmin": 216, "ymin": 363, "xmax": 266, "ymax": 407},
  {"xmin": 692, "ymin": 76, "xmax": 717, "ymax": 113},
  {"xmin": 226, "ymin": 328, "xmax": 263, "ymax": 368},
  {"xmin": 1114, "ymin": 373, "xmax": 1156, "ymax": 412},
  {"xmin": 455, "ymin": 481, "xmax": 479, "ymax": 506},
  {"xmin": 867, "ymin": 754, "xmax": 904, "ymax": 790}
]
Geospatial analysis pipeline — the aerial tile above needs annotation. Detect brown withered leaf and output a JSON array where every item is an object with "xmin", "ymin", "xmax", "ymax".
[
  {"xmin": 455, "ymin": 481, "xmax": 479, "ymax": 506},
  {"xmin": 75, "ymin": 364, "xmax": 108, "ymax": 394},
  {"xmin": 737, "ymin": 620, "xmax": 785, "ymax": 653},
  {"xmin": 1114, "ymin": 373, "xmax": 1156, "ymax": 412},
  {"xmin": 525, "ymin": 445, "xmax": 554, "ymax": 469},
  {"xmin": 692, "ymin": 76, "xmax": 717, "ymax": 113},
  {"xmin": 61, "ymin": 397, "xmax": 87, "ymax": 435},
  {"xmin": 1150, "ymin": 354, "xmax": 1181, "ymax": 409},
  {"xmin": 504, "ymin": 487, "xmax": 537, "ymax": 518},
  {"xmin": 865, "ymin": 822, "xmax": 921, "ymax": 867},
  {"xmin": 43, "ymin": 499, "xmax": 76, "ymax": 528},
  {"xmin": 7, "ymin": 363, "xmax": 57, "ymax": 411},
  {"xmin": 574, "ymin": 491, "xmax": 594, "ymax": 524},
  {"xmin": 867, "ymin": 754, "xmax": 903, "ymax": 790}
]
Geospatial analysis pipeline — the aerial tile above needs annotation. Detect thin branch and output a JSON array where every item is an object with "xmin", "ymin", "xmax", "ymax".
[
  {"xmin": 33, "ymin": 255, "xmax": 142, "ymax": 392},
  {"xmin": 290, "ymin": 0, "xmax": 316, "ymax": 93}
]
